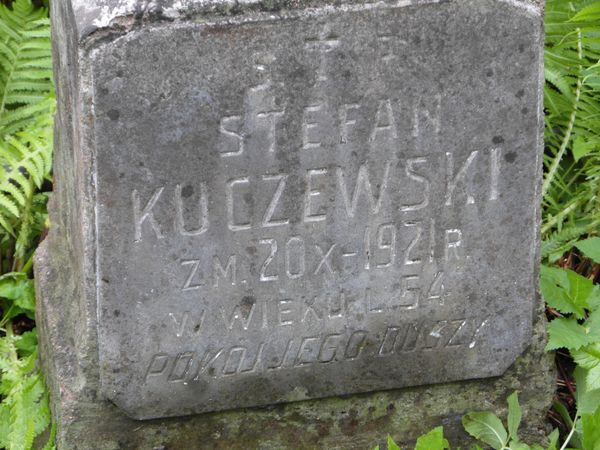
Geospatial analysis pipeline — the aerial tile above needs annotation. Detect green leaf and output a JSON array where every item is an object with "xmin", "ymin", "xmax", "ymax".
[
  {"xmin": 581, "ymin": 405, "xmax": 600, "ymax": 450},
  {"xmin": 509, "ymin": 443, "xmax": 531, "ymax": 450},
  {"xmin": 540, "ymin": 266, "xmax": 593, "ymax": 318},
  {"xmin": 546, "ymin": 428, "xmax": 559, "ymax": 450},
  {"xmin": 0, "ymin": 272, "xmax": 35, "ymax": 315},
  {"xmin": 507, "ymin": 392, "xmax": 521, "ymax": 441},
  {"xmin": 546, "ymin": 317, "xmax": 593, "ymax": 351},
  {"xmin": 0, "ymin": 402, "xmax": 9, "ymax": 449},
  {"xmin": 15, "ymin": 329, "xmax": 37, "ymax": 357},
  {"xmin": 586, "ymin": 310, "xmax": 600, "ymax": 339},
  {"xmin": 572, "ymin": 344, "xmax": 600, "ymax": 391},
  {"xmin": 387, "ymin": 435, "xmax": 401, "ymax": 450},
  {"xmin": 42, "ymin": 422, "xmax": 56, "ymax": 450},
  {"xmin": 572, "ymin": 344, "xmax": 600, "ymax": 369},
  {"xmin": 586, "ymin": 365, "xmax": 600, "ymax": 392},
  {"xmin": 572, "ymin": 136, "xmax": 597, "ymax": 161},
  {"xmin": 552, "ymin": 399, "xmax": 573, "ymax": 428},
  {"xmin": 540, "ymin": 266, "xmax": 575, "ymax": 314},
  {"xmin": 588, "ymin": 286, "xmax": 600, "ymax": 311},
  {"xmin": 574, "ymin": 366, "xmax": 600, "ymax": 414},
  {"xmin": 462, "ymin": 412, "xmax": 508, "ymax": 450},
  {"xmin": 415, "ymin": 426, "xmax": 449, "ymax": 450},
  {"xmin": 576, "ymin": 237, "xmax": 600, "ymax": 264},
  {"xmin": 570, "ymin": 2, "xmax": 600, "ymax": 22},
  {"xmin": 566, "ymin": 269, "xmax": 595, "ymax": 311}
]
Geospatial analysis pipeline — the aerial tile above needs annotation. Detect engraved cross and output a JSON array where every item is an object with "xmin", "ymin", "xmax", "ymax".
[{"xmin": 304, "ymin": 29, "xmax": 341, "ymax": 82}]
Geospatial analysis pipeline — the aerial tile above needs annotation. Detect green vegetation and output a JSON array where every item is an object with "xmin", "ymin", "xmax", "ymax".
[
  {"xmin": 0, "ymin": 0, "xmax": 598, "ymax": 448},
  {"xmin": 541, "ymin": 0, "xmax": 600, "ymax": 258},
  {"xmin": 461, "ymin": 393, "xmax": 561, "ymax": 450},
  {"xmin": 0, "ymin": 0, "xmax": 54, "ymax": 449}
]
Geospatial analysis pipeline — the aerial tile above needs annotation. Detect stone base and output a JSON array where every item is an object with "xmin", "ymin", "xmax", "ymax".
[{"xmin": 36, "ymin": 233, "xmax": 554, "ymax": 449}]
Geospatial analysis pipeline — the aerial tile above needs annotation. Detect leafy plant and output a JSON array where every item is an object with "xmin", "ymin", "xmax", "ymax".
[
  {"xmin": 541, "ymin": 239, "xmax": 600, "ymax": 449},
  {"xmin": 0, "ymin": 0, "xmax": 54, "ymax": 448},
  {"xmin": 463, "ymin": 391, "xmax": 600, "ymax": 450},
  {"xmin": 376, "ymin": 392, "xmax": 598, "ymax": 450},
  {"xmin": 539, "ymin": 1, "xmax": 600, "ymax": 446},
  {"xmin": 372, "ymin": 427, "xmax": 450, "ymax": 450},
  {"xmin": 541, "ymin": 0, "xmax": 600, "ymax": 262},
  {"xmin": 0, "ymin": 0, "xmax": 53, "ymax": 244}
]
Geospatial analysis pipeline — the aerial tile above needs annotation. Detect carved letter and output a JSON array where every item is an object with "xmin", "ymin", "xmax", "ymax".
[
  {"xmin": 259, "ymin": 238, "xmax": 278, "ymax": 282},
  {"xmin": 169, "ymin": 311, "xmax": 189, "ymax": 337},
  {"xmin": 219, "ymin": 115, "xmax": 244, "ymax": 157},
  {"xmin": 413, "ymin": 94, "xmax": 441, "ymax": 138},
  {"xmin": 318, "ymin": 334, "xmax": 342, "ymax": 363},
  {"xmin": 213, "ymin": 255, "xmax": 236, "ymax": 287},
  {"xmin": 277, "ymin": 299, "xmax": 295, "ymax": 326},
  {"xmin": 344, "ymin": 330, "xmax": 368, "ymax": 359},
  {"xmin": 192, "ymin": 349, "xmax": 225, "ymax": 380},
  {"xmin": 226, "ymin": 177, "xmax": 251, "ymax": 231},
  {"xmin": 145, "ymin": 353, "xmax": 170, "ymax": 382},
  {"xmin": 223, "ymin": 347, "xmax": 247, "ymax": 375},
  {"xmin": 304, "ymin": 33, "xmax": 340, "ymax": 82},
  {"xmin": 375, "ymin": 223, "xmax": 396, "ymax": 268},
  {"xmin": 378, "ymin": 327, "xmax": 401, "ymax": 355},
  {"xmin": 175, "ymin": 183, "xmax": 209, "ymax": 236},
  {"xmin": 223, "ymin": 300, "xmax": 256, "ymax": 330},
  {"xmin": 427, "ymin": 271, "xmax": 445, "ymax": 303},
  {"xmin": 444, "ymin": 229, "xmax": 462, "ymax": 261},
  {"xmin": 168, "ymin": 352, "xmax": 195, "ymax": 382},
  {"xmin": 314, "ymin": 243, "xmax": 336, "ymax": 276},
  {"xmin": 445, "ymin": 151, "xmax": 478, "ymax": 206},
  {"xmin": 294, "ymin": 336, "xmax": 319, "ymax": 366},
  {"xmin": 256, "ymin": 110, "xmax": 284, "ymax": 153},
  {"xmin": 339, "ymin": 103, "xmax": 360, "ymax": 144},
  {"xmin": 285, "ymin": 236, "xmax": 305, "ymax": 279},
  {"xmin": 400, "ymin": 158, "xmax": 430, "ymax": 212},
  {"xmin": 403, "ymin": 222, "xmax": 422, "ymax": 266},
  {"xmin": 337, "ymin": 162, "xmax": 391, "ymax": 218},
  {"xmin": 370, "ymin": 99, "xmax": 397, "ymax": 141},
  {"xmin": 181, "ymin": 259, "xmax": 203, "ymax": 291},
  {"xmin": 399, "ymin": 275, "xmax": 420, "ymax": 309},
  {"xmin": 132, "ymin": 188, "xmax": 164, "ymax": 242},
  {"xmin": 302, "ymin": 104, "xmax": 323, "ymax": 150},
  {"xmin": 489, "ymin": 148, "xmax": 501, "ymax": 201},
  {"xmin": 262, "ymin": 174, "xmax": 289, "ymax": 228},
  {"xmin": 377, "ymin": 34, "xmax": 395, "ymax": 62},
  {"xmin": 303, "ymin": 168, "xmax": 328, "ymax": 223}
]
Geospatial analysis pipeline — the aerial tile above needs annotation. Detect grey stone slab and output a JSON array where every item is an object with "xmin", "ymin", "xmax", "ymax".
[{"xmin": 37, "ymin": 0, "xmax": 552, "ymax": 446}]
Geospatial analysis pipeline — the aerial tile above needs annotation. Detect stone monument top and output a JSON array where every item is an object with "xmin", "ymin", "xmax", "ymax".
[
  {"xmin": 39, "ymin": 1, "xmax": 551, "ymax": 446},
  {"xmin": 68, "ymin": 0, "xmax": 542, "ymax": 39}
]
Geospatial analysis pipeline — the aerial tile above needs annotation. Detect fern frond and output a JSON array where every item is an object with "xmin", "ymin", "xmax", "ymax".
[
  {"xmin": 0, "ymin": 334, "xmax": 50, "ymax": 450},
  {"xmin": 0, "ymin": 97, "xmax": 54, "ymax": 135},
  {"xmin": 0, "ymin": 0, "xmax": 52, "ymax": 137},
  {"xmin": 542, "ymin": 224, "xmax": 591, "ymax": 260},
  {"xmin": 542, "ymin": 0, "xmax": 600, "ymax": 258},
  {"xmin": 0, "ymin": 120, "xmax": 52, "ymax": 235}
]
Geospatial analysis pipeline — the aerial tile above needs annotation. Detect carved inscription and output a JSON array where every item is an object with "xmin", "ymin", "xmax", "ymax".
[
  {"xmin": 132, "ymin": 149, "xmax": 501, "ymax": 243},
  {"xmin": 125, "ymin": 29, "xmax": 507, "ymax": 386},
  {"xmin": 93, "ymin": 11, "xmax": 540, "ymax": 411},
  {"xmin": 90, "ymin": 0, "xmax": 544, "ymax": 418},
  {"xmin": 144, "ymin": 316, "xmax": 490, "ymax": 382}
]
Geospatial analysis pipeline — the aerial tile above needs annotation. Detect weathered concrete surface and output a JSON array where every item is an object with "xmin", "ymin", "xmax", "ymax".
[{"xmin": 36, "ymin": 0, "xmax": 552, "ymax": 447}]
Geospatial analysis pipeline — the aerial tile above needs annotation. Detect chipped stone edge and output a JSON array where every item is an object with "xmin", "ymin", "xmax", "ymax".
[{"xmin": 73, "ymin": 0, "xmax": 543, "ymax": 44}]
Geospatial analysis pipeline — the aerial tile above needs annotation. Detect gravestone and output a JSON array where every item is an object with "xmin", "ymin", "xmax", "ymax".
[{"xmin": 36, "ymin": 0, "xmax": 553, "ymax": 448}]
